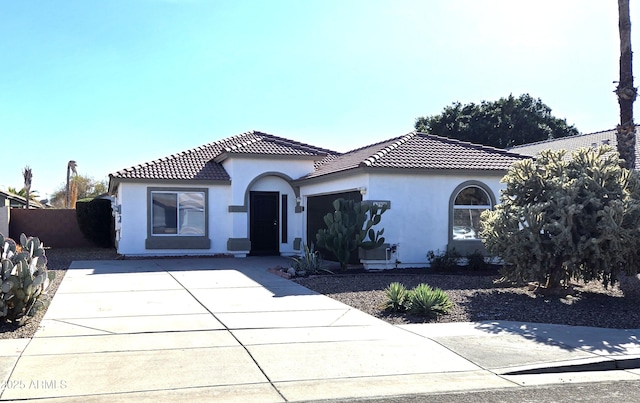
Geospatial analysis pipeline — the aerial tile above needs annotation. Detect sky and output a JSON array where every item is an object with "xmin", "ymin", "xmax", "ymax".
[{"xmin": 1, "ymin": 0, "xmax": 638, "ymax": 200}]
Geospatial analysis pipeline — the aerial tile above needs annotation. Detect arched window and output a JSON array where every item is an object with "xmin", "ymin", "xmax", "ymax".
[{"xmin": 451, "ymin": 185, "xmax": 492, "ymax": 240}]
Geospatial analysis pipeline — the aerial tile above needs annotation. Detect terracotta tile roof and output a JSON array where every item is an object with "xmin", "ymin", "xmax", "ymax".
[
  {"xmin": 110, "ymin": 130, "xmax": 528, "ymax": 188},
  {"xmin": 302, "ymin": 132, "xmax": 527, "ymax": 179},
  {"xmin": 510, "ymin": 126, "xmax": 640, "ymax": 163},
  {"xmin": 110, "ymin": 130, "xmax": 337, "ymax": 182}
]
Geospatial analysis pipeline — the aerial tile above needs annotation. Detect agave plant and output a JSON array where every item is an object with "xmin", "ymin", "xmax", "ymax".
[
  {"xmin": 290, "ymin": 243, "xmax": 333, "ymax": 275},
  {"xmin": 407, "ymin": 283, "xmax": 453, "ymax": 318},
  {"xmin": 383, "ymin": 282, "xmax": 408, "ymax": 312}
]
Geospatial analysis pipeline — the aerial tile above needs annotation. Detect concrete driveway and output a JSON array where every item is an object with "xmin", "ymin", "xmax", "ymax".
[{"xmin": 1, "ymin": 257, "xmax": 640, "ymax": 401}]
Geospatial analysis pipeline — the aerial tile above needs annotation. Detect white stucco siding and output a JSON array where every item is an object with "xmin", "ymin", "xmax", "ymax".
[
  {"xmin": 299, "ymin": 174, "xmax": 368, "ymax": 199},
  {"xmin": 208, "ymin": 186, "xmax": 233, "ymax": 253},
  {"xmin": 223, "ymin": 157, "xmax": 316, "ymax": 206},
  {"xmin": 114, "ymin": 182, "xmax": 232, "ymax": 256},
  {"xmin": 113, "ymin": 183, "xmax": 145, "ymax": 255},
  {"xmin": 366, "ymin": 172, "xmax": 506, "ymax": 266},
  {"xmin": 298, "ymin": 171, "xmax": 506, "ymax": 268}
]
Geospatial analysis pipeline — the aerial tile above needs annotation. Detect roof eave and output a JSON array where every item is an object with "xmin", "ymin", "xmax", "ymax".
[
  {"xmin": 108, "ymin": 177, "xmax": 232, "ymax": 195},
  {"xmin": 295, "ymin": 165, "xmax": 513, "ymax": 186}
]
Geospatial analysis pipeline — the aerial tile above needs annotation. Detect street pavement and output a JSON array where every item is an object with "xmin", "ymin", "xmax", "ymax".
[{"xmin": 0, "ymin": 256, "xmax": 639, "ymax": 402}]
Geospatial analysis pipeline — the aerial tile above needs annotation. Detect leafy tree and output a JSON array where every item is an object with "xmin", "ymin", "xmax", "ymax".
[
  {"xmin": 616, "ymin": 0, "xmax": 636, "ymax": 170},
  {"xmin": 49, "ymin": 175, "xmax": 108, "ymax": 208},
  {"xmin": 415, "ymin": 94, "xmax": 580, "ymax": 149},
  {"xmin": 480, "ymin": 146, "xmax": 640, "ymax": 291}
]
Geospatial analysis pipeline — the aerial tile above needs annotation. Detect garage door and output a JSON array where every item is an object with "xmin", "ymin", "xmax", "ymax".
[{"xmin": 306, "ymin": 191, "xmax": 362, "ymax": 265}]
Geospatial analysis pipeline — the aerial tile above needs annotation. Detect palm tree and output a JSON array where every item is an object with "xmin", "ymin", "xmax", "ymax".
[
  {"xmin": 22, "ymin": 166, "xmax": 32, "ymax": 209},
  {"xmin": 66, "ymin": 160, "xmax": 77, "ymax": 208},
  {"xmin": 616, "ymin": 0, "xmax": 637, "ymax": 170}
]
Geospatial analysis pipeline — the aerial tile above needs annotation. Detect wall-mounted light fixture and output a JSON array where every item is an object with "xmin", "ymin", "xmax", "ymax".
[
  {"xmin": 295, "ymin": 196, "xmax": 304, "ymax": 213},
  {"xmin": 359, "ymin": 187, "xmax": 367, "ymax": 196}
]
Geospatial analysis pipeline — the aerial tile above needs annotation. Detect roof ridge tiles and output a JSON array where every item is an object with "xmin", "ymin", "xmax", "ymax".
[
  {"xmin": 361, "ymin": 132, "xmax": 416, "ymax": 167},
  {"xmin": 419, "ymin": 131, "xmax": 530, "ymax": 158},
  {"xmin": 112, "ymin": 129, "xmax": 339, "ymax": 178},
  {"xmin": 112, "ymin": 131, "xmax": 256, "ymax": 176},
  {"xmin": 225, "ymin": 136, "xmax": 262, "ymax": 152},
  {"xmin": 253, "ymin": 130, "xmax": 339, "ymax": 155}
]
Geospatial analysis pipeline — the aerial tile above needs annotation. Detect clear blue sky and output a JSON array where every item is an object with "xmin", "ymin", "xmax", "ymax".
[{"xmin": 1, "ymin": 0, "xmax": 638, "ymax": 200}]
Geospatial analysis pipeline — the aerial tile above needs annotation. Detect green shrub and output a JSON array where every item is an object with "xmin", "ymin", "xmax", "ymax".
[
  {"xmin": 76, "ymin": 198, "xmax": 114, "ymax": 248},
  {"xmin": 290, "ymin": 243, "xmax": 333, "ymax": 275},
  {"xmin": 383, "ymin": 282, "xmax": 408, "ymax": 312},
  {"xmin": 0, "ymin": 233, "xmax": 55, "ymax": 325},
  {"xmin": 407, "ymin": 283, "xmax": 453, "ymax": 318},
  {"xmin": 426, "ymin": 248, "xmax": 460, "ymax": 271},
  {"xmin": 465, "ymin": 250, "xmax": 487, "ymax": 271}
]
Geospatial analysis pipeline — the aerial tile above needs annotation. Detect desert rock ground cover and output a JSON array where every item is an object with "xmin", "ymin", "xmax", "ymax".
[{"xmin": 294, "ymin": 268, "xmax": 640, "ymax": 329}]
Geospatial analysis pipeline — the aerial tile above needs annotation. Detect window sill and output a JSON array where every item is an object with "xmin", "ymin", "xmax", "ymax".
[
  {"xmin": 145, "ymin": 236, "xmax": 210, "ymax": 250},
  {"xmin": 448, "ymin": 239, "xmax": 486, "ymax": 256}
]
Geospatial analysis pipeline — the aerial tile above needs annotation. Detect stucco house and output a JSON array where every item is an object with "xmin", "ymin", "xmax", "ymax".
[{"xmin": 108, "ymin": 130, "xmax": 526, "ymax": 268}]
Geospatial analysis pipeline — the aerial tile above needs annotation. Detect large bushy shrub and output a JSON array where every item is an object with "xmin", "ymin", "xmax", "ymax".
[
  {"xmin": 76, "ymin": 198, "xmax": 113, "ymax": 247},
  {"xmin": 481, "ymin": 146, "xmax": 640, "ymax": 289}
]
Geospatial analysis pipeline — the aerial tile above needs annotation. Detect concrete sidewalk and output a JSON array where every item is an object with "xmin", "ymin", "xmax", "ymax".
[{"xmin": 1, "ymin": 257, "xmax": 640, "ymax": 401}]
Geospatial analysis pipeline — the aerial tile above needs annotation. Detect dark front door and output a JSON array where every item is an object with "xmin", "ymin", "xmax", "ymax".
[{"xmin": 250, "ymin": 191, "xmax": 279, "ymax": 256}]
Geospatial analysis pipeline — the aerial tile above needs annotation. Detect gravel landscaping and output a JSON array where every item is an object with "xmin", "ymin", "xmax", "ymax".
[
  {"xmin": 294, "ymin": 268, "xmax": 640, "ymax": 330},
  {"xmin": 3, "ymin": 249, "xmax": 640, "ymax": 340}
]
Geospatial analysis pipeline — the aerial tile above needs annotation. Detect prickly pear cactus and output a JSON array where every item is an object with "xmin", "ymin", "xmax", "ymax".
[
  {"xmin": 357, "ymin": 202, "xmax": 387, "ymax": 250},
  {"xmin": 0, "ymin": 233, "xmax": 55, "ymax": 325},
  {"xmin": 316, "ymin": 198, "xmax": 387, "ymax": 269}
]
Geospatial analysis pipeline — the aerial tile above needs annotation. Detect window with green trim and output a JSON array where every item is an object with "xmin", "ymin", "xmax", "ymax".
[
  {"xmin": 151, "ymin": 191, "xmax": 206, "ymax": 236},
  {"xmin": 452, "ymin": 186, "xmax": 491, "ymax": 240}
]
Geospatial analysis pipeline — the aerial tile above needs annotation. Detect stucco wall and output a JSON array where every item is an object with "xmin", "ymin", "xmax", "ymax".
[
  {"xmin": 223, "ymin": 156, "xmax": 315, "ymax": 206},
  {"xmin": 9, "ymin": 209, "xmax": 95, "ymax": 248},
  {"xmin": 368, "ymin": 172, "xmax": 504, "ymax": 266},
  {"xmin": 114, "ymin": 182, "xmax": 232, "ymax": 256},
  {"xmin": 0, "ymin": 206, "xmax": 9, "ymax": 238},
  {"xmin": 299, "ymin": 171, "xmax": 506, "ymax": 267},
  {"xmin": 114, "ymin": 156, "xmax": 313, "ymax": 257}
]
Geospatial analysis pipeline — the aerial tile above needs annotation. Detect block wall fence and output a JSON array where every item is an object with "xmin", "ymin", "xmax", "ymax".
[{"xmin": 9, "ymin": 208, "xmax": 96, "ymax": 248}]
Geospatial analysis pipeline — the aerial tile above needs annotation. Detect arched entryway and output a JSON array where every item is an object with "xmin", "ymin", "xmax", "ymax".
[
  {"xmin": 245, "ymin": 172, "xmax": 299, "ymax": 256},
  {"xmin": 249, "ymin": 191, "xmax": 280, "ymax": 255}
]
